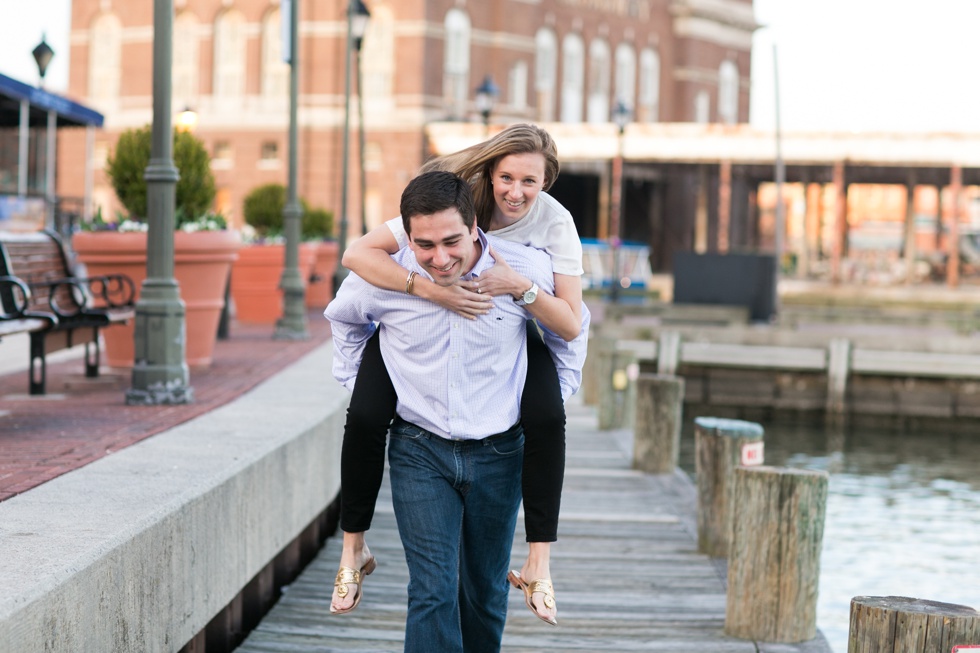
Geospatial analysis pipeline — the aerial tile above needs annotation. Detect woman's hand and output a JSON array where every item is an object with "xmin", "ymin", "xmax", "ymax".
[{"xmin": 463, "ymin": 246, "xmax": 529, "ymax": 299}]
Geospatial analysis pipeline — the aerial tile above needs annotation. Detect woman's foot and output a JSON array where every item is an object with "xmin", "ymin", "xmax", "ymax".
[
  {"xmin": 330, "ymin": 532, "xmax": 375, "ymax": 614},
  {"xmin": 515, "ymin": 542, "xmax": 557, "ymax": 625}
]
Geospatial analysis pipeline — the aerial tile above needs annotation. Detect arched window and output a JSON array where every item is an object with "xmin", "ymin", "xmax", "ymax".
[
  {"xmin": 173, "ymin": 12, "xmax": 199, "ymax": 105},
  {"xmin": 695, "ymin": 90, "xmax": 710, "ymax": 124},
  {"xmin": 261, "ymin": 8, "xmax": 289, "ymax": 99},
  {"xmin": 535, "ymin": 28, "xmax": 557, "ymax": 121},
  {"xmin": 614, "ymin": 43, "xmax": 636, "ymax": 117},
  {"xmin": 88, "ymin": 13, "xmax": 122, "ymax": 103},
  {"xmin": 362, "ymin": 5, "xmax": 395, "ymax": 100},
  {"xmin": 586, "ymin": 38, "xmax": 610, "ymax": 123},
  {"xmin": 213, "ymin": 10, "xmax": 247, "ymax": 99},
  {"xmin": 443, "ymin": 9, "xmax": 471, "ymax": 119},
  {"xmin": 560, "ymin": 33, "xmax": 584, "ymax": 123},
  {"xmin": 509, "ymin": 61, "xmax": 528, "ymax": 110},
  {"xmin": 718, "ymin": 60, "xmax": 739, "ymax": 124},
  {"xmin": 638, "ymin": 48, "xmax": 660, "ymax": 122}
]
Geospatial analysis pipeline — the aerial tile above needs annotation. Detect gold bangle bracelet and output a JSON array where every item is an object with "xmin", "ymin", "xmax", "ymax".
[{"xmin": 405, "ymin": 270, "xmax": 417, "ymax": 295}]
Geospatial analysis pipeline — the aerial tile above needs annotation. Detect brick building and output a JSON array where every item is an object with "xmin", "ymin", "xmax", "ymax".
[{"xmin": 59, "ymin": 0, "xmax": 756, "ymax": 247}]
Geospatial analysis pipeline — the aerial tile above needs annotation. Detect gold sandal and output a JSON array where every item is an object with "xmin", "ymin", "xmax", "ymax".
[
  {"xmin": 507, "ymin": 570, "xmax": 558, "ymax": 626},
  {"xmin": 330, "ymin": 556, "xmax": 377, "ymax": 615}
]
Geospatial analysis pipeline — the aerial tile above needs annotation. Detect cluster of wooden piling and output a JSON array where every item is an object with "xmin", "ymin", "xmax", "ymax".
[{"xmin": 596, "ymin": 350, "xmax": 980, "ymax": 651}]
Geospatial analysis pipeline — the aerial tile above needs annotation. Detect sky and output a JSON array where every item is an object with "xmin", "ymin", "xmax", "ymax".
[{"xmin": 2, "ymin": 0, "xmax": 980, "ymax": 134}]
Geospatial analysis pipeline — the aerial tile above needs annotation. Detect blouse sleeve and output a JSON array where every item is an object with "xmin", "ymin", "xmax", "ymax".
[
  {"xmin": 543, "ymin": 217, "xmax": 585, "ymax": 276},
  {"xmin": 385, "ymin": 216, "xmax": 410, "ymax": 250}
]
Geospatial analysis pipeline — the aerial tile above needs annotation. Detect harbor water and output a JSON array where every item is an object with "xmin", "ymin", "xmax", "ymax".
[{"xmin": 679, "ymin": 415, "xmax": 980, "ymax": 653}]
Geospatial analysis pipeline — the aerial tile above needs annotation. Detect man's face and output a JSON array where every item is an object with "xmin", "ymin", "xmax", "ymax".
[{"xmin": 408, "ymin": 207, "xmax": 480, "ymax": 286}]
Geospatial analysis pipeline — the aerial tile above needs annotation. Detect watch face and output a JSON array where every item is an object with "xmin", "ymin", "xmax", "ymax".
[{"xmin": 524, "ymin": 286, "xmax": 537, "ymax": 303}]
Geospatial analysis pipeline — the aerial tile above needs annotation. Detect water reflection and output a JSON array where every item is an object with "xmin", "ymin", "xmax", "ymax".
[{"xmin": 679, "ymin": 417, "xmax": 980, "ymax": 653}]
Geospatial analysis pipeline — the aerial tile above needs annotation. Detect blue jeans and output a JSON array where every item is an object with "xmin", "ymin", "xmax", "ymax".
[{"xmin": 388, "ymin": 417, "xmax": 524, "ymax": 653}]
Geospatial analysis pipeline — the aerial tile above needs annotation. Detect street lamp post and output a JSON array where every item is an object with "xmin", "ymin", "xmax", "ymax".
[
  {"xmin": 274, "ymin": 0, "xmax": 309, "ymax": 340},
  {"xmin": 332, "ymin": 1, "xmax": 371, "ymax": 296},
  {"xmin": 353, "ymin": 1, "xmax": 370, "ymax": 236},
  {"xmin": 609, "ymin": 99, "xmax": 629, "ymax": 303},
  {"xmin": 126, "ymin": 0, "xmax": 193, "ymax": 405},
  {"xmin": 474, "ymin": 74, "xmax": 499, "ymax": 135}
]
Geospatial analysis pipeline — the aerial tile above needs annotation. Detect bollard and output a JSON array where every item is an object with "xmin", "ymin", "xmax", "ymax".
[
  {"xmin": 725, "ymin": 465, "xmax": 828, "ymax": 643},
  {"xmin": 847, "ymin": 596, "xmax": 980, "ymax": 653},
  {"xmin": 694, "ymin": 416, "xmax": 764, "ymax": 557},
  {"xmin": 633, "ymin": 374, "xmax": 684, "ymax": 473}
]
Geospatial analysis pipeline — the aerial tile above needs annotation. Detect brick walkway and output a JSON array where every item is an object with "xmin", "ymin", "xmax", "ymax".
[{"xmin": 0, "ymin": 311, "xmax": 332, "ymax": 503}]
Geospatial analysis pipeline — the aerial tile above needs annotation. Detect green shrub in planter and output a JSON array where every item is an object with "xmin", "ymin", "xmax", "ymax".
[
  {"xmin": 243, "ymin": 183, "xmax": 334, "ymax": 240},
  {"xmin": 105, "ymin": 126, "xmax": 217, "ymax": 223}
]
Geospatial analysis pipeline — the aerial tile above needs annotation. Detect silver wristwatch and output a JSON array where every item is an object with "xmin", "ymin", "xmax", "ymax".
[{"xmin": 515, "ymin": 282, "xmax": 538, "ymax": 306}]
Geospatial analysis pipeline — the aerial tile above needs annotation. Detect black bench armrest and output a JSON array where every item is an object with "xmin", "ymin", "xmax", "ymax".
[
  {"xmin": 29, "ymin": 273, "xmax": 136, "ymax": 318},
  {"xmin": 82, "ymin": 273, "xmax": 137, "ymax": 309},
  {"xmin": 0, "ymin": 276, "xmax": 33, "ymax": 320}
]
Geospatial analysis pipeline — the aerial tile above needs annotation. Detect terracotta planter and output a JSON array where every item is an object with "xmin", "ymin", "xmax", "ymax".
[
  {"xmin": 72, "ymin": 230, "xmax": 242, "ymax": 368},
  {"xmin": 230, "ymin": 243, "xmax": 318, "ymax": 325},
  {"xmin": 305, "ymin": 240, "xmax": 339, "ymax": 308}
]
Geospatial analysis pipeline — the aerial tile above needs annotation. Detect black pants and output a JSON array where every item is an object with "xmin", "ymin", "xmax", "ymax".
[{"xmin": 339, "ymin": 321, "xmax": 566, "ymax": 542}]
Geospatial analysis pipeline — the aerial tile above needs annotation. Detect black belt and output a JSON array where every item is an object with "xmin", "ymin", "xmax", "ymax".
[{"xmin": 392, "ymin": 415, "xmax": 521, "ymax": 444}]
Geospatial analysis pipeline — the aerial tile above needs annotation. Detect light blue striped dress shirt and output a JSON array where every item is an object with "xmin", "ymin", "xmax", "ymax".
[{"xmin": 325, "ymin": 229, "xmax": 589, "ymax": 441}]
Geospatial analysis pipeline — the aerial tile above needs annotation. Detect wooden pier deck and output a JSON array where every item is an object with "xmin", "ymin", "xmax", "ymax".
[{"xmin": 236, "ymin": 399, "xmax": 832, "ymax": 653}]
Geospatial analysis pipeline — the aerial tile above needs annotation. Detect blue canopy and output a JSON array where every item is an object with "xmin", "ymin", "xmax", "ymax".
[{"xmin": 0, "ymin": 71, "xmax": 103, "ymax": 128}]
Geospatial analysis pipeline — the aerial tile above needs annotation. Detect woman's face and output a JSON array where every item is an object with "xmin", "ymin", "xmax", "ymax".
[{"xmin": 490, "ymin": 152, "xmax": 547, "ymax": 224}]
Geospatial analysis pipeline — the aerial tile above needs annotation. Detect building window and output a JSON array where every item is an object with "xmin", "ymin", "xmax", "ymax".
[
  {"xmin": 718, "ymin": 60, "xmax": 739, "ymax": 124},
  {"xmin": 614, "ymin": 43, "xmax": 636, "ymax": 115},
  {"xmin": 173, "ymin": 12, "xmax": 199, "ymax": 104},
  {"xmin": 261, "ymin": 8, "xmax": 289, "ymax": 98},
  {"xmin": 560, "ymin": 33, "xmax": 584, "ymax": 123},
  {"xmin": 443, "ymin": 9, "xmax": 471, "ymax": 119},
  {"xmin": 88, "ymin": 13, "xmax": 122, "ymax": 102},
  {"xmin": 535, "ymin": 28, "xmax": 558, "ymax": 121},
  {"xmin": 363, "ymin": 5, "xmax": 395, "ymax": 99},
  {"xmin": 695, "ymin": 90, "xmax": 710, "ymax": 124},
  {"xmin": 508, "ymin": 61, "xmax": 528, "ymax": 110},
  {"xmin": 587, "ymin": 38, "xmax": 610, "ymax": 123},
  {"xmin": 213, "ymin": 10, "xmax": 246, "ymax": 98},
  {"xmin": 638, "ymin": 48, "xmax": 660, "ymax": 122},
  {"xmin": 213, "ymin": 140, "xmax": 233, "ymax": 164},
  {"xmin": 260, "ymin": 141, "xmax": 279, "ymax": 161}
]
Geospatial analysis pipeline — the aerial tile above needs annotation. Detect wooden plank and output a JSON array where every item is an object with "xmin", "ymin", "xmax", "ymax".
[
  {"xmin": 235, "ymin": 400, "xmax": 829, "ymax": 653},
  {"xmin": 851, "ymin": 348, "xmax": 980, "ymax": 379}
]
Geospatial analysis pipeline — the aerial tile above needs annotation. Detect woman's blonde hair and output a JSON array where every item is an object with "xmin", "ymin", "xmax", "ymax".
[{"xmin": 419, "ymin": 123, "xmax": 560, "ymax": 231}]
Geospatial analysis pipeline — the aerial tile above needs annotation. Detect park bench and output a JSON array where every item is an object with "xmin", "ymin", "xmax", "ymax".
[{"xmin": 0, "ymin": 230, "xmax": 136, "ymax": 395}]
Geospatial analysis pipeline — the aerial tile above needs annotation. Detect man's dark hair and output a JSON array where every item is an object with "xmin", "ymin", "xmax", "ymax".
[{"xmin": 400, "ymin": 170, "xmax": 476, "ymax": 235}]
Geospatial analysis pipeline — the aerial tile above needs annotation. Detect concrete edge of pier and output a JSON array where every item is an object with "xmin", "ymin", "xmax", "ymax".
[{"xmin": 0, "ymin": 342, "xmax": 349, "ymax": 652}]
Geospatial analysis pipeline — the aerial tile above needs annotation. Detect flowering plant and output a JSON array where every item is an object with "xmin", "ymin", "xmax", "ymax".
[{"xmin": 80, "ymin": 207, "xmax": 229, "ymax": 233}]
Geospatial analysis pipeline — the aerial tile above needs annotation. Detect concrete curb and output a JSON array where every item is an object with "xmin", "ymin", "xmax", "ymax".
[{"xmin": 0, "ymin": 342, "xmax": 349, "ymax": 652}]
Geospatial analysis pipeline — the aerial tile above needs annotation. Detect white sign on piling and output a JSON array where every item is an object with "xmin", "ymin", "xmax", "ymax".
[{"xmin": 740, "ymin": 441, "xmax": 764, "ymax": 466}]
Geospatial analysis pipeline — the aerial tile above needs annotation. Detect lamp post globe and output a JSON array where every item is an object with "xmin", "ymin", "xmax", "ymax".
[
  {"xmin": 32, "ymin": 35, "xmax": 54, "ymax": 85},
  {"xmin": 474, "ymin": 74, "xmax": 499, "ymax": 129}
]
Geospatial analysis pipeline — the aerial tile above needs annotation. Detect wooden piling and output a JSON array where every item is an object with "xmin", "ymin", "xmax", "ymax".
[
  {"xmin": 694, "ymin": 417, "xmax": 764, "ymax": 557},
  {"xmin": 725, "ymin": 465, "xmax": 828, "ymax": 643},
  {"xmin": 597, "ymin": 337, "xmax": 638, "ymax": 430},
  {"xmin": 848, "ymin": 596, "xmax": 980, "ymax": 653},
  {"xmin": 633, "ymin": 374, "xmax": 684, "ymax": 473}
]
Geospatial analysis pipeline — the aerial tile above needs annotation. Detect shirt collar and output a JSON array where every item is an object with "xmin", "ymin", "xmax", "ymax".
[{"xmin": 464, "ymin": 229, "xmax": 495, "ymax": 280}]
